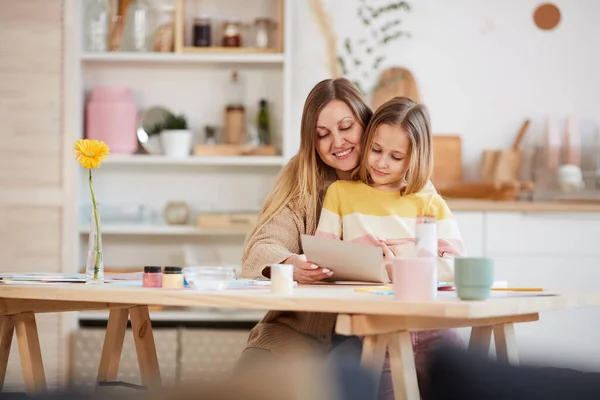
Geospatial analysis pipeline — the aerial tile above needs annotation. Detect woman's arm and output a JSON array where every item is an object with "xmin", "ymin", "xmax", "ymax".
[
  {"xmin": 242, "ymin": 205, "xmax": 334, "ymax": 282},
  {"xmin": 242, "ymin": 205, "xmax": 303, "ymax": 279}
]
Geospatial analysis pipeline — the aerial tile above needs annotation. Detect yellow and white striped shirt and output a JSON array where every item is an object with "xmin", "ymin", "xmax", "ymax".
[{"xmin": 314, "ymin": 180, "xmax": 466, "ymax": 282}]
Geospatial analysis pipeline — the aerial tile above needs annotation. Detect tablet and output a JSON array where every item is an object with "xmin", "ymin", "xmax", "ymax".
[{"xmin": 301, "ymin": 234, "xmax": 388, "ymax": 283}]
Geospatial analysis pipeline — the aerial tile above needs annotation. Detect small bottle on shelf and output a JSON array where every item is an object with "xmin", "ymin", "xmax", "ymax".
[
  {"xmin": 257, "ymin": 99, "xmax": 270, "ymax": 145},
  {"xmin": 224, "ymin": 70, "xmax": 245, "ymax": 145}
]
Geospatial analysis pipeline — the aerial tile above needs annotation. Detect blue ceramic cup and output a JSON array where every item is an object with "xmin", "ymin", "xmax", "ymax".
[{"xmin": 454, "ymin": 257, "xmax": 494, "ymax": 300}]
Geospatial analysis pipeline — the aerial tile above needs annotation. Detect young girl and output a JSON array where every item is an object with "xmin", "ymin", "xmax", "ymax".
[{"xmin": 315, "ymin": 96, "xmax": 466, "ymax": 399}]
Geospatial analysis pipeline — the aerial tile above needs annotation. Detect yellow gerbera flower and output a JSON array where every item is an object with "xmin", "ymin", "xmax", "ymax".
[{"xmin": 74, "ymin": 139, "xmax": 110, "ymax": 169}]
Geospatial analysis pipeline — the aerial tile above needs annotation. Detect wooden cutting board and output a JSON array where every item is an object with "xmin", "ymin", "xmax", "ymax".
[
  {"xmin": 432, "ymin": 135, "xmax": 462, "ymax": 188},
  {"xmin": 371, "ymin": 67, "xmax": 420, "ymax": 110},
  {"xmin": 481, "ymin": 119, "xmax": 530, "ymax": 182}
]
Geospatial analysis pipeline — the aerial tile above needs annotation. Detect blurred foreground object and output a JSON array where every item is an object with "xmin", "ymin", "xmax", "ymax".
[{"xmin": 428, "ymin": 346, "xmax": 600, "ymax": 400}]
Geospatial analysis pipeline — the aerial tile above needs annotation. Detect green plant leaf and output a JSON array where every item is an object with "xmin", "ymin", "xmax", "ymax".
[
  {"xmin": 163, "ymin": 113, "xmax": 188, "ymax": 130},
  {"xmin": 382, "ymin": 31, "xmax": 405, "ymax": 44},
  {"xmin": 382, "ymin": 19, "xmax": 402, "ymax": 32},
  {"xmin": 338, "ymin": 56, "xmax": 348, "ymax": 75},
  {"xmin": 345, "ymin": 38, "xmax": 352, "ymax": 54}
]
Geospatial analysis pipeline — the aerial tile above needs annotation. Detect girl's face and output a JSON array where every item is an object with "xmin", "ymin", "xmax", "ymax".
[
  {"xmin": 315, "ymin": 100, "xmax": 363, "ymax": 177},
  {"xmin": 367, "ymin": 124, "xmax": 411, "ymax": 191}
]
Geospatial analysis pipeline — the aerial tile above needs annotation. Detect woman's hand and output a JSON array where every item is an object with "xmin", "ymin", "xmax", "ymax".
[{"xmin": 285, "ymin": 254, "xmax": 333, "ymax": 284}]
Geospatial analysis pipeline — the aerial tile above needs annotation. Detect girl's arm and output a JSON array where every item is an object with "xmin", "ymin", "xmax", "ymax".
[
  {"xmin": 314, "ymin": 182, "xmax": 343, "ymax": 240},
  {"xmin": 431, "ymin": 194, "xmax": 467, "ymax": 282}
]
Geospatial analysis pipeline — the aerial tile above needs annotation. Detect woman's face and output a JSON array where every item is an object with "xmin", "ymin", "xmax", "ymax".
[{"xmin": 314, "ymin": 100, "xmax": 364, "ymax": 174}]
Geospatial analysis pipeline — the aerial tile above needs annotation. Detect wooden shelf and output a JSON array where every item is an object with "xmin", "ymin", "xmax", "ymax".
[
  {"xmin": 78, "ymin": 224, "xmax": 251, "ymax": 236},
  {"xmin": 178, "ymin": 47, "xmax": 280, "ymax": 54},
  {"xmin": 101, "ymin": 154, "xmax": 285, "ymax": 167},
  {"xmin": 80, "ymin": 51, "xmax": 284, "ymax": 64}
]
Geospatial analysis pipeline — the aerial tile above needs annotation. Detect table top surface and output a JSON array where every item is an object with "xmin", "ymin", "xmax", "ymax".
[{"xmin": 1, "ymin": 283, "xmax": 599, "ymax": 319}]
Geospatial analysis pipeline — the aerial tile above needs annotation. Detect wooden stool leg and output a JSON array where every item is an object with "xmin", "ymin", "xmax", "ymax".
[
  {"xmin": 494, "ymin": 323, "xmax": 519, "ymax": 365},
  {"xmin": 97, "ymin": 308, "xmax": 129, "ymax": 385},
  {"xmin": 0, "ymin": 316, "xmax": 14, "ymax": 391},
  {"xmin": 468, "ymin": 325, "xmax": 493, "ymax": 356},
  {"xmin": 361, "ymin": 335, "xmax": 388, "ymax": 393},
  {"xmin": 13, "ymin": 312, "xmax": 46, "ymax": 393},
  {"xmin": 129, "ymin": 306, "xmax": 162, "ymax": 389},
  {"xmin": 387, "ymin": 331, "xmax": 420, "ymax": 400}
]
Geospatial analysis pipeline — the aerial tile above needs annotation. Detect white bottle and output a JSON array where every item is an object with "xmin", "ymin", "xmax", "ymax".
[{"xmin": 415, "ymin": 214, "xmax": 437, "ymax": 296}]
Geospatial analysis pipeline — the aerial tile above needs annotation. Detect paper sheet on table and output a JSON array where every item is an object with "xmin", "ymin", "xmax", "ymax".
[
  {"xmin": 301, "ymin": 234, "xmax": 388, "ymax": 283},
  {"xmin": 0, "ymin": 272, "xmax": 86, "ymax": 283}
]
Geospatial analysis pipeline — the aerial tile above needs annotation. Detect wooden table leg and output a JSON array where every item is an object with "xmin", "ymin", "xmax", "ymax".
[
  {"xmin": 361, "ymin": 334, "xmax": 387, "ymax": 393},
  {"xmin": 468, "ymin": 325, "xmax": 493, "ymax": 356},
  {"xmin": 0, "ymin": 316, "xmax": 14, "ymax": 391},
  {"xmin": 13, "ymin": 312, "xmax": 46, "ymax": 393},
  {"xmin": 129, "ymin": 306, "xmax": 162, "ymax": 390},
  {"xmin": 97, "ymin": 308, "xmax": 129, "ymax": 385},
  {"xmin": 494, "ymin": 323, "xmax": 519, "ymax": 365},
  {"xmin": 388, "ymin": 331, "xmax": 420, "ymax": 400}
]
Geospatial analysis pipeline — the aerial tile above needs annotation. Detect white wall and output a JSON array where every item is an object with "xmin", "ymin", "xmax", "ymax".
[{"xmin": 288, "ymin": 0, "xmax": 600, "ymax": 179}]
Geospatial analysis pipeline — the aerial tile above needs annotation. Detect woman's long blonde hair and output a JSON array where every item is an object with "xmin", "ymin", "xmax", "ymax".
[
  {"xmin": 247, "ymin": 78, "xmax": 372, "ymax": 240},
  {"xmin": 354, "ymin": 96, "xmax": 433, "ymax": 195}
]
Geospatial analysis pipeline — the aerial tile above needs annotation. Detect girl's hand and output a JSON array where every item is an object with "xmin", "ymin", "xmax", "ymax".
[
  {"xmin": 379, "ymin": 242, "xmax": 396, "ymax": 281},
  {"xmin": 379, "ymin": 241, "xmax": 395, "ymax": 262},
  {"xmin": 284, "ymin": 254, "xmax": 333, "ymax": 285}
]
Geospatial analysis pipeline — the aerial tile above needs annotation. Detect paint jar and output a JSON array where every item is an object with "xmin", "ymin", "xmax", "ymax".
[
  {"xmin": 162, "ymin": 266, "xmax": 184, "ymax": 289},
  {"xmin": 143, "ymin": 266, "xmax": 162, "ymax": 288}
]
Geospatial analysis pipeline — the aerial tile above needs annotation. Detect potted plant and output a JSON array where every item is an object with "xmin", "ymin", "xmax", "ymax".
[{"xmin": 160, "ymin": 113, "xmax": 192, "ymax": 158}]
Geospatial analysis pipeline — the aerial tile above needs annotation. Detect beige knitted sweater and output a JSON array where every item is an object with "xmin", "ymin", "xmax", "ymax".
[{"xmin": 241, "ymin": 187, "xmax": 338, "ymax": 357}]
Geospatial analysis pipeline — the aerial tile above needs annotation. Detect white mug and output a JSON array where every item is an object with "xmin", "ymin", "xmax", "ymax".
[{"xmin": 270, "ymin": 264, "xmax": 294, "ymax": 295}]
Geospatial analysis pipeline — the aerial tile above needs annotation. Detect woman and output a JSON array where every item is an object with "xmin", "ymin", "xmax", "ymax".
[
  {"xmin": 240, "ymin": 77, "xmax": 372, "ymax": 358},
  {"xmin": 238, "ymin": 79, "xmax": 458, "ymax": 399}
]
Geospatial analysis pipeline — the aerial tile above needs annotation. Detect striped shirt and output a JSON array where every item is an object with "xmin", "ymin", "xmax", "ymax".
[{"xmin": 315, "ymin": 180, "xmax": 466, "ymax": 282}]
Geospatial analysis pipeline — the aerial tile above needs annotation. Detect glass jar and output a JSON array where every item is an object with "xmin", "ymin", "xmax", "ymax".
[
  {"xmin": 222, "ymin": 20, "xmax": 242, "ymax": 47},
  {"xmin": 193, "ymin": 15, "xmax": 212, "ymax": 47},
  {"xmin": 153, "ymin": 4, "xmax": 174, "ymax": 52},
  {"xmin": 124, "ymin": 0, "xmax": 151, "ymax": 52},
  {"xmin": 253, "ymin": 18, "xmax": 276, "ymax": 49},
  {"xmin": 85, "ymin": 0, "xmax": 111, "ymax": 52}
]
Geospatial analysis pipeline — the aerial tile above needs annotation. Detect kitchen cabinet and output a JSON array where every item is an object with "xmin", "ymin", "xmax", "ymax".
[
  {"xmin": 453, "ymin": 211, "xmax": 484, "ymax": 257},
  {"xmin": 476, "ymin": 211, "xmax": 600, "ymax": 370},
  {"xmin": 485, "ymin": 212, "xmax": 600, "ymax": 257}
]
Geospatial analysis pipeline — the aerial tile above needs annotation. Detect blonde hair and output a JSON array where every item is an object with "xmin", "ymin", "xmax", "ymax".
[
  {"xmin": 247, "ymin": 78, "xmax": 372, "ymax": 240},
  {"xmin": 354, "ymin": 96, "xmax": 433, "ymax": 195}
]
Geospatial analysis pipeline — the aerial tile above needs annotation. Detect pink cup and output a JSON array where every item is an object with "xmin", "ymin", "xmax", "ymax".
[{"xmin": 390, "ymin": 257, "xmax": 437, "ymax": 301}]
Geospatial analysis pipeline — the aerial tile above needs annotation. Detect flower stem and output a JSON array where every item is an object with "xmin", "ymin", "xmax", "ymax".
[{"xmin": 89, "ymin": 169, "xmax": 101, "ymax": 280}]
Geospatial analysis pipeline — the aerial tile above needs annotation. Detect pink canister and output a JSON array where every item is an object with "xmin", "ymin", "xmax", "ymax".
[{"xmin": 86, "ymin": 86, "xmax": 138, "ymax": 154}]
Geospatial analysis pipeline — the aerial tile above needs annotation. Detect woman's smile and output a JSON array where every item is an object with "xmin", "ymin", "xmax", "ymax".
[{"xmin": 333, "ymin": 147, "xmax": 354, "ymax": 159}]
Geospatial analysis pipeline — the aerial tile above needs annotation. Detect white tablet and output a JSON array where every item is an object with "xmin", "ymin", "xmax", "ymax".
[{"xmin": 301, "ymin": 234, "xmax": 388, "ymax": 283}]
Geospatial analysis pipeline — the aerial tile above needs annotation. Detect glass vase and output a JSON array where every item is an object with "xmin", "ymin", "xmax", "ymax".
[{"xmin": 86, "ymin": 204, "xmax": 104, "ymax": 284}]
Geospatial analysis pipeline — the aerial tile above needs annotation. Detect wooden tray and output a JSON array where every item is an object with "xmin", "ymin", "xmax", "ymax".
[{"xmin": 193, "ymin": 144, "xmax": 278, "ymax": 156}]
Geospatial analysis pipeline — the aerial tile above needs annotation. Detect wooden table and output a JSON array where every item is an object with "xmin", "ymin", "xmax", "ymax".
[{"xmin": 1, "ymin": 284, "xmax": 599, "ymax": 400}]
